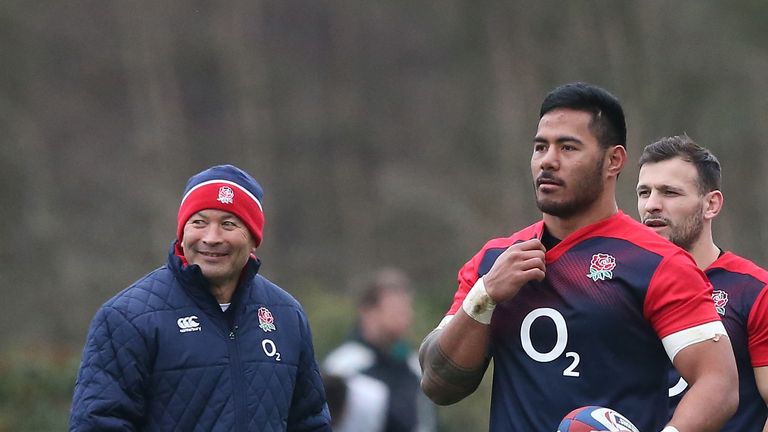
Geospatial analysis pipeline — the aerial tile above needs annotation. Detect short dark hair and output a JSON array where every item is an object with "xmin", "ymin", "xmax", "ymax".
[
  {"xmin": 638, "ymin": 134, "xmax": 721, "ymax": 194},
  {"xmin": 358, "ymin": 267, "xmax": 412, "ymax": 310},
  {"xmin": 539, "ymin": 82, "xmax": 627, "ymax": 149}
]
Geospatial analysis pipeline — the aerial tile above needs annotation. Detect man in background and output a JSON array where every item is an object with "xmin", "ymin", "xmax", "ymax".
[
  {"xmin": 637, "ymin": 135, "xmax": 768, "ymax": 431},
  {"xmin": 324, "ymin": 268, "xmax": 436, "ymax": 432}
]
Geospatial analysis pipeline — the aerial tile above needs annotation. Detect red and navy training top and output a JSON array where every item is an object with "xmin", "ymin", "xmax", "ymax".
[
  {"xmin": 668, "ymin": 251, "xmax": 768, "ymax": 431},
  {"xmin": 443, "ymin": 211, "xmax": 720, "ymax": 432}
]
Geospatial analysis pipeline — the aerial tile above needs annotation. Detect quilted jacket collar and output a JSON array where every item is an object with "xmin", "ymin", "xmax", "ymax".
[{"xmin": 166, "ymin": 241, "xmax": 262, "ymax": 316}]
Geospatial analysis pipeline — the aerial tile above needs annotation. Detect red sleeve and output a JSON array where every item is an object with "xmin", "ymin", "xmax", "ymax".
[
  {"xmin": 445, "ymin": 249, "xmax": 485, "ymax": 316},
  {"xmin": 643, "ymin": 251, "xmax": 721, "ymax": 338},
  {"xmin": 748, "ymin": 288, "xmax": 768, "ymax": 367}
]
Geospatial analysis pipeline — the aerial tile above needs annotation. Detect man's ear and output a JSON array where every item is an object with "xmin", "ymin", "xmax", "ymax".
[
  {"xmin": 605, "ymin": 145, "xmax": 627, "ymax": 178},
  {"xmin": 703, "ymin": 190, "xmax": 724, "ymax": 221}
]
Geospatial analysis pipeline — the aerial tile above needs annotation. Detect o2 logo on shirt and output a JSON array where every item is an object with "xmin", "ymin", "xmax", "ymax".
[{"xmin": 520, "ymin": 308, "xmax": 580, "ymax": 377}]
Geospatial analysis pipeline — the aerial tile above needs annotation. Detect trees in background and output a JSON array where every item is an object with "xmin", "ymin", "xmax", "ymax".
[{"xmin": 2, "ymin": 2, "xmax": 768, "ymax": 430}]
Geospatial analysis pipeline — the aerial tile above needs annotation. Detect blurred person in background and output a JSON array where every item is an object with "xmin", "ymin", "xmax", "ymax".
[
  {"xmin": 324, "ymin": 267, "xmax": 436, "ymax": 432},
  {"xmin": 418, "ymin": 82, "xmax": 738, "ymax": 431},
  {"xmin": 320, "ymin": 373, "xmax": 348, "ymax": 429},
  {"xmin": 637, "ymin": 135, "xmax": 768, "ymax": 431},
  {"xmin": 321, "ymin": 370, "xmax": 391, "ymax": 432},
  {"xmin": 69, "ymin": 164, "xmax": 331, "ymax": 431}
]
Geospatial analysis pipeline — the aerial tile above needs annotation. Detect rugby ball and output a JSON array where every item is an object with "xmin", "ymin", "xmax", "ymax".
[{"xmin": 557, "ymin": 405, "xmax": 640, "ymax": 432}]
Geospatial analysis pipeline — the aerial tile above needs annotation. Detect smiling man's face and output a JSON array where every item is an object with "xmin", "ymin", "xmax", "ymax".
[{"xmin": 180, "ymin": 209, "xmax": 255, "ymax": 288}]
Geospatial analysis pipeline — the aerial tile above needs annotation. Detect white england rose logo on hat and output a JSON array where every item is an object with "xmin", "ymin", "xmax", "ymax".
[{"xmin": 217, "ymin": 186, "xmax": 235, "ymax": 204}]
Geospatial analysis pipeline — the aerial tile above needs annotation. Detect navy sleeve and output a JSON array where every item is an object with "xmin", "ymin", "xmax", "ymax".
[
  {"xmin": 69, "ymin": 305, "xmax": 149, "ymax": 431},
  {"xmin": 287, "ymin": 309, "xmax": 332, "ymax": 432}
]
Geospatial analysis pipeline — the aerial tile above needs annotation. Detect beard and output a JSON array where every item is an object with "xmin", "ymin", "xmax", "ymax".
[
  {"xmin": 665, "ymin": 210, "xmax": 704, "ymax": 252},
  {"xmin": 534, "ymin": 156, "xmax": 606, "ymax": 218}
]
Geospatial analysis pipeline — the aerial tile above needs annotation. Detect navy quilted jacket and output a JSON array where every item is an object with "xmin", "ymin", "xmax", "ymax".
[{"xmin": 70, "ymin": 244, "xmax": 331, "ymax": 431}]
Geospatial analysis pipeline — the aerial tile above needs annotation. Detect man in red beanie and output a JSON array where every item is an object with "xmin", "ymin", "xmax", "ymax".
[{"xmin": 70, "ymin": 164, "xmax": 331, "ymax": 432}]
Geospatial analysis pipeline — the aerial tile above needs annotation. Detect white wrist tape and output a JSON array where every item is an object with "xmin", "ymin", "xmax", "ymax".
[
  {"xmin": 462, "ymin": 277, "xmax": 496, "ymax": 325},
  {"xmin": 661, "ymin": 426, "xmax": 680, "ymax": 432}
]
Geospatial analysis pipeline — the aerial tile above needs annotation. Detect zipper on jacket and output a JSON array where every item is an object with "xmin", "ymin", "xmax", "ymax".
[{"xmin": 227, "ymin": 324, "xmax": 247, "ymax": 431}]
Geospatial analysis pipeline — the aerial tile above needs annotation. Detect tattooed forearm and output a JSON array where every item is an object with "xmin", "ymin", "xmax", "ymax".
[{"xmin": 418, "ymin": 328, "xmax": 489, "ymax": 405}]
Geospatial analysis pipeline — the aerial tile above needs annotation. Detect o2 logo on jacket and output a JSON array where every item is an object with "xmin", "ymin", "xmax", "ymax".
[
  {"xmin": 262, "ymin": 339, "xmax": 281, "ymax": 361},
  {"xmin": 177, "ymin": 316, "xmax": 201, "ymax": 333}
]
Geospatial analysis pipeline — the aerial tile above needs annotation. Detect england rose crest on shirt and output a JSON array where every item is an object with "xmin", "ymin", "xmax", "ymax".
[
  {"xmin": 258, "ymin": 307, "xmax": 276, "ymax": 332},
  {"xmin": 712, "ymin": 290, "xmax": 728, "ymax": 315},
  {"xmin": 587, "ymin": 253, "xmax": 616, "ymax": 281},
  {"xmin": 217, "ymin": 185, "xmax": 235, "ymax": 204}
]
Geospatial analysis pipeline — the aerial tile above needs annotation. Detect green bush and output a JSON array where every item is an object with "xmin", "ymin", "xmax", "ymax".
[{"xmin": 0, "ymin": 347, "xmax": 79, "ymax": 432}]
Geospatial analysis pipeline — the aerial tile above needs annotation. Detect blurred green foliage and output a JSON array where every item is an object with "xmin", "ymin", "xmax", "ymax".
[{"xmin": 0, "ymin": 347, "xmax": 78, "ymax": 432}]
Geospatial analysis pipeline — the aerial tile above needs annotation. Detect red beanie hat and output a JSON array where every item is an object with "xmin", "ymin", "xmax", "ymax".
[{"xmin": 177, "ymin": 165, "xmax": 265, "ymax": 246}]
